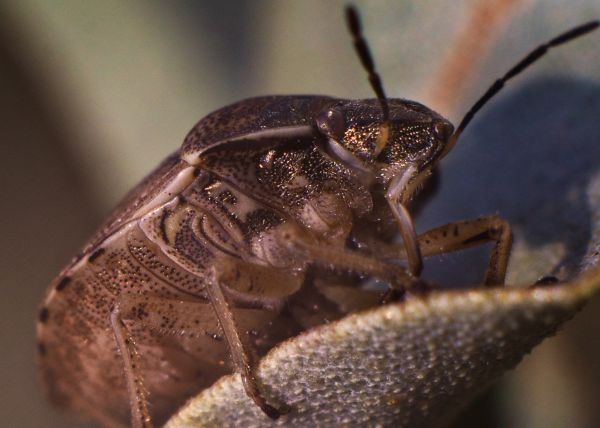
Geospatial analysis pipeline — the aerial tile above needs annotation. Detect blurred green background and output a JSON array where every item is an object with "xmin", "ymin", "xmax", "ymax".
[{"xmin": 1, "ymin": 1, "xmax": 599, "ymax": 427}]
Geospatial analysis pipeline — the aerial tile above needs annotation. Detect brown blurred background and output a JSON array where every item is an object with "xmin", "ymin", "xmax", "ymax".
[{"xmin": 1, "ymin": 1, "xmax": 600, "ymax": 427}]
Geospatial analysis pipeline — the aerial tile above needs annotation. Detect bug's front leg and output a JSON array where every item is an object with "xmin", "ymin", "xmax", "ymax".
[{"xmin": 385, "ymin": 165, "xmax": 425, "ymax": 277}]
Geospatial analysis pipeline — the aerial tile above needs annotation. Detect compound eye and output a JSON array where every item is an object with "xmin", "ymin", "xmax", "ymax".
[
  {"xmin": 316, "ymin": 107, "xmax": 345, "ymax": 140},
  {"xmin": 434, "ymin": 121, "xmax": 454, "ymax": 141}
]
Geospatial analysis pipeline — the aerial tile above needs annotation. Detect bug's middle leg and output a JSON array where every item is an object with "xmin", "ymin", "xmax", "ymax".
[{"xmin": 276, "ymin": 224, "xmax": 417, "ymax": 289}]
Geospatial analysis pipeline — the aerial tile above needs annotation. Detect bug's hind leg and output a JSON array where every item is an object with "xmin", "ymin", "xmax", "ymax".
[
  {"xmin": 109, "ymin": 291, "xmax": 291, "ymax": 426},
  {"xmin": 205, "ymin": 267, "xmax": 288, "ymax": 419},
  {"xmin": 110, "ymin": 302, "xmax": 153, "ymax": 428}
]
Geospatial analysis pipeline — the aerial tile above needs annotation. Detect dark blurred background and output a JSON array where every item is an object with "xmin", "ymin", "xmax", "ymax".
[{"xmin": 1, "ymin": 1, "xmax": 599, "ymax": 427}]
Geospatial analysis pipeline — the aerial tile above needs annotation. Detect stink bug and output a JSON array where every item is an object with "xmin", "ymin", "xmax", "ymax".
[{"xmin": 36, "ymin": 5, "xmax": 599, "ymax": 427}]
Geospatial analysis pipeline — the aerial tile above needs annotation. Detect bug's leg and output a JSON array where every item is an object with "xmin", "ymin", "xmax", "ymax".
[
  {"xmin": 385, "ymin": 165, "xmax": 425, "ymax": 276},
  {"xmin": 109, "ymin": 302, "xmax": 153, "ymax": 428},
  {"xmin": 205, "ymin": 267, "xmax": 286, "ymax": 419},
  {"xmin": 109, "ymin": 290, "xmax": 288, "ymax": 426},
  {"xmin": 220, "ymin": 282, "xmax": 287, "ymax": 312},
  {"xmin": 417, "ymin": 215, "xmax": 512, "ymax": 285},
  {"xmin": 388, "ymin": 200, "xmax": 422, "ymax": 276},
  {"xmin": 368, "ymin": 215, "xmax": 512, "ymax": 286},
  {"xmin": 277, "ymin": 225, "xmax": 416, "ymax": 289}
]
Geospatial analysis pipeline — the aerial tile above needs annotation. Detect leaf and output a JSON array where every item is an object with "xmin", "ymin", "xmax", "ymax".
[{"xmin": 166, "ymin": 263, "xmax": 600, "ymax": 428}]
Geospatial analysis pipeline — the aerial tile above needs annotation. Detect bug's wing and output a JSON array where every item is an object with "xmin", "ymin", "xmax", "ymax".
[
  {"xmin": 166, "ymin": 263, "xmax": 600, "ymax": 427},
  {"xmin": 38, "ymin": 194, "xmax": 305, "ymax": 425},
  {"xmin": 77, "ymin": 152, "xmax": 186, "ymax": 254}
]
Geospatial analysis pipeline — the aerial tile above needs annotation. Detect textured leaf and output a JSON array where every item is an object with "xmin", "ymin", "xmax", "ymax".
[{"xmin": 166, "ymin": 263, "xmax": 600, "ymax": 428}]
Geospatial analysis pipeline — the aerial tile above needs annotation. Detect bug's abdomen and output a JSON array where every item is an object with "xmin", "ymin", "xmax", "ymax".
[
  {"xmin": 37, "ymin": 169, "xmax": 304, "ymax": 425},
  {"xmin": 37, "ymin": 261, "xmax": 135, "ymax": 425},
  {"xmin": 37, "ymin": 142, "xmax": 353, "ymax": 424},
  {"xmin": 37, "ymin": 227, "xmax": 295, "ymax": 425}
]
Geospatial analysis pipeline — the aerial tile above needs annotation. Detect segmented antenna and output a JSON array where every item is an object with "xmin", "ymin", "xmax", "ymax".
[
  {"xmin": 346, "ymin": 6, "xmax": 391, "ymax": 156},
  {"xmin": 444, "ymin": 19, "xmax": 599, "ymax": 156}
]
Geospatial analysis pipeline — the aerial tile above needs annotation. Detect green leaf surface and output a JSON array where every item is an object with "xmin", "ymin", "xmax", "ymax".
[{"xmin": 167, "ymin": 264, "xmax": 600, "ymax": 427}]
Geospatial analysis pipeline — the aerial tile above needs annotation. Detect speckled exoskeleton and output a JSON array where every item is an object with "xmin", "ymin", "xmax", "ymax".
[{"xmin": 36, "ymin": 7, "xmax": 599, "ymax": 428}]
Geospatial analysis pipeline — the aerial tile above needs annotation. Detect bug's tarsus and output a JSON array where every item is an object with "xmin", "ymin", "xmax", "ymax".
[
  {"xmin": 535, "ymin": 275, "xmax": 560, "ymax": 286},
  {"xmin": 446, "ymin": 20, "xmax": 599, "ymax": 153},
  {"xmin": 346, "ymin": 5, "xmax": 390, "ymax": 155},
  {"xmin": 379, "ymin": 287, "xmax": 406, "ymax": 305}
]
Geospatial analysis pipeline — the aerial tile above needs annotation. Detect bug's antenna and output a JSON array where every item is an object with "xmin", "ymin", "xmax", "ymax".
[
  {"xmin": 346, "ymin": 5, "xmax": 390, "ymax": 156},
  {"xmin": 442, "ymin": 19, "xmax": 599, "ymax": 158}
]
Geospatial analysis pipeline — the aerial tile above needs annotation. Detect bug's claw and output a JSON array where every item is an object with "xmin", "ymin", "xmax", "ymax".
[
  {"xmin": 261, "ymin": 402, "xmax": 290, "ymax": 420},
  {"xmin": 534, "ymin": 275, "xmax": 559, "ymax": 286},
  {"xmin": 406, "ymin": 278, "xmax": 432, "ymax": 296},
  {"xmin": 379, "ymin": 287, "xmax": 406, "ymax": 304}
]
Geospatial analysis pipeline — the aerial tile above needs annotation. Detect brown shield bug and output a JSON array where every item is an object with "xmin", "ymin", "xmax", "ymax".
[{"xmin": 36, "ymin": 5, "xmax": 599, "ymax": 427}]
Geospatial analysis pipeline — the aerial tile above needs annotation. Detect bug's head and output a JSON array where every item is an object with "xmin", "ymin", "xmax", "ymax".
[
  {"xmin": 343, "ymin": 5, "xmax": 599, "ymax": 196},
  {"xmin": 316, "ymin": 98, "xmax": 454, "ymax": 184},
  {"xmin": 337, "ymin": 6, "xmax": 453, "ymax": 189}
]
